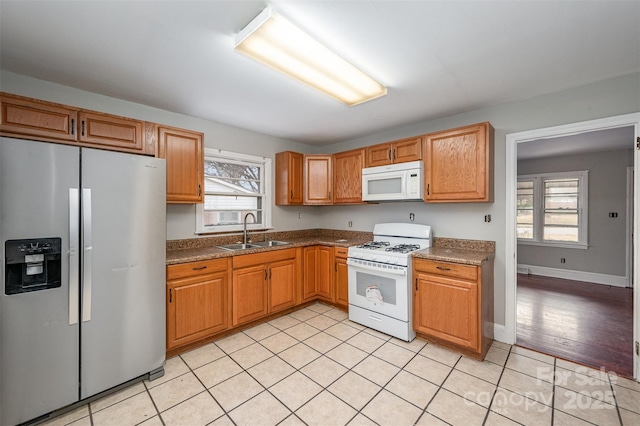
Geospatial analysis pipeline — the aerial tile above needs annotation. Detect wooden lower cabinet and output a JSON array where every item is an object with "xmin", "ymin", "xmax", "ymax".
[
  {"xmin": 166, "ymin": 258, "xmax": 230, "ymax": 350},
  {"xmin": 232, "ymin": 264, "xmax": 269, "ymax": 326},
  {"xmin": 232, "ymin": 248, "xmax": 300, "ymax": 327},
  {"xmin": 302, "ymin": 246, "xmax": 334, "ymax": 303},
  {"xmin": 334, "ymin": 247, "xmax": 349, "ymax": 308},
  {"xmin": 413, "ymin": 258, "xmax": 493, "ymax": 360}
]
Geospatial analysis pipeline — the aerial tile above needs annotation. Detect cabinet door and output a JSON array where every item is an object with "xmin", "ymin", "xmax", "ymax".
[
  {"xmin": 268, "ymin": 258, "xmax": 297, "ymax": 313},
  {"xmin": 232, "ymin": 265, "xmax": 268, "ymax": 326},
  {"xmin": 335, "ymin": 257, "xmax": 349, "ymax": 308},
  {"xmin": 424, "ymin": 122, "xmax": 493, "ymax": 202},
  {"xmin": 158, "ymin": 126, "xmax": 204, "ymax": 204},
  {"xmin": 333, "ymin": 148, "xmax": 364, "ymax": 204},
  {"xmin": 276, "ymin": 151, "xmax": 303, "ymax": 205},
  {"xmin": 302, "ymin": 246, "xmax": 318, "ymax": 302},
  {"xmin": 1, "ymin": 94, "xmax": 77, "ymax": 141},
  {"xmin": 316, "ymin": 246, "xmax": 334, "ymax": 302},
  {"xmin": 414, "ymin": 272, "xmax": 478, "ymax": 351},
  {"xmin": 393, "ymin": 137, "xmax": 422, "ymax": 163},
  {"xmin": 365, "ymin": 143, "xmax": 392, "ymax": 167},
  {"xmin": 167, "ymin": 272, "xmax": 228, "ymax": 350},
  {"xmin": 304, "ymin": 155, "xmax": 332, "ymax": 204},
  {"xmin": 78, "ymin": 111, "xmax": 143, "ymax": 153}
]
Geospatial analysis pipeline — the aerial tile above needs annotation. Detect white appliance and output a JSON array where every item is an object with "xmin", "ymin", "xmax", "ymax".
[
  {"xmin": 0, "ymin": 137, "xmax": 166, "ymax": 425},
  {"xmin": 348, "ymin": 223, "xmax": 432, "ymax": 341},
  {"xmin": 361, "ymin": 160, "xmax": 424, "ymax": 201}
]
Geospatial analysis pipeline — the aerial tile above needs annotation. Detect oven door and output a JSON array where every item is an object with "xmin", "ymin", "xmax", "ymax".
[{"xmin": 347, "ymin": 258, "xmax": 409, "ymax": 321}]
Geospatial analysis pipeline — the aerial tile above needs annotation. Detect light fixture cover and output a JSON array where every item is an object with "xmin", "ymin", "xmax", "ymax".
[{"xmin": 234, "ymin": 8, "xmax": 387, "ymax": 106}]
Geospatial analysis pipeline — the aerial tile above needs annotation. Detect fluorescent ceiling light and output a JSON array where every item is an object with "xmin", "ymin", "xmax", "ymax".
[{"xmin": 234, "ymin": 8, "xmax": 387, "ymax": 106}]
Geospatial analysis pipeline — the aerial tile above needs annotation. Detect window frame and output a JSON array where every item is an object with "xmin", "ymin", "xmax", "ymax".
[
  {"xmin": 517, "ymin": 170, "xmax": 589, "ymax": 249},
  {"xmin": 195, "ymin": 148, "xmax": 272, "ymax": 235}
]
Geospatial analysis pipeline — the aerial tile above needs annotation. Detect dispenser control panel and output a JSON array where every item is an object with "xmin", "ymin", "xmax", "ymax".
[{"xmin": 4, "ymin": 237, "xmax": 62, "ymax": 295}]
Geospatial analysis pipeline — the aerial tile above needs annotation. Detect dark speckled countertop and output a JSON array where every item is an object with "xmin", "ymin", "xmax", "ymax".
[
  {"xmin": 413, "ymin": 237, "xmax": 495, "ymax": 265},
  {"xmin": 166, "ymin": 230, "xmax": 495, "ymax": 266},
  {"xmin": 166, "ymin": 229, "xmax": 372, "ymax": 265}
]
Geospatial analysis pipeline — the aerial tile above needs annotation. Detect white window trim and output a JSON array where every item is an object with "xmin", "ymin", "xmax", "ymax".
[
  {"xmin": 195, "ymin": 148, "xmax": 272, "ymax": 235},
  {"xmin": 517, "ymin": 170, "xmax": 589, "ymax": 249}
]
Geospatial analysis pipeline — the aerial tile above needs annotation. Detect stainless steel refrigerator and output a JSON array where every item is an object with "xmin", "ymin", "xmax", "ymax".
[{"xmin": 0, "ymin": 137, "xmax": 166, "ymax": 425}]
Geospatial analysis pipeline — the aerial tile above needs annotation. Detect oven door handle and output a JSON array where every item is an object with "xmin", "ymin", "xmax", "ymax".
[{"xmin": 347, "ymin": 258, "xmax": 407, "ymax": 276}]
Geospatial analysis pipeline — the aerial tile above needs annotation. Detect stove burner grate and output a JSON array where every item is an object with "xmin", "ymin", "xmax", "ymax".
[
  {"xmin": 385, "ymin": 244, "xmax": 421, "ymax": 254},
  {"xmin": 357, "ymin": 241, "xmax": 390, "ymax": 250}
]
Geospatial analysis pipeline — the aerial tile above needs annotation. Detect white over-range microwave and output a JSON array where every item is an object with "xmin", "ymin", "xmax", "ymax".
[{"xmin": 361, "ymin": 160, "xmax": 424, "ymax": 201}]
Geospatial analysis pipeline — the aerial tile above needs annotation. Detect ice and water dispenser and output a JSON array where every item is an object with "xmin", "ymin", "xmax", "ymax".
[{"xmin": 4, "ymin": 238, "xmax": 62, "ymax": 295}]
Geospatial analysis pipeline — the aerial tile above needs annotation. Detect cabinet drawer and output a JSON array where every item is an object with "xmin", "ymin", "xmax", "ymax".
[
  {"xmin": 232, "ymin": 248, "xmax": 297, "ymax": 269},
  {"xmin": 334, "ymin": 247, "xmax": 348, "ymax": 258},
  {"xmin": 167, "ymin": 258, "xmax": 228, "ymax": 280},
  {"xmin": 414, "ymin": 259, "xmax": 477, "ymax": 281}
]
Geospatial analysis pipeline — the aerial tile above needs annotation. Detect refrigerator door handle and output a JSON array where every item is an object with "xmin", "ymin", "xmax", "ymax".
[
  {"xmin": 82, "ymin": 188, "xmax": 93, "ymax": 323},
  {"xmin": 69, "ymin": 188, "xmax": 79, "ymax": 325}
]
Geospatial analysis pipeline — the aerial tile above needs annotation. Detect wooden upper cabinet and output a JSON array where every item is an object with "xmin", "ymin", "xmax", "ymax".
[
  {"xmin": 275, "ymin": 151, "xmax": 303, "ymax": 205},
  {"xmin": 158, "ymin": 125, "xmax": 204, "ymax": 204},
  {"xmin": 0, "ymin": 93, "xmax": 77, "ymax": 142},
  {"xmin": 365, "ymin": 136, "xmax": 422, "ymax": 167},
  {"xmin": 78, "ymin": 111, "xmax": 144, "ymax": 153},
  {"xmin": 333, "ymin": 148, "xmax": 364, "ymax": 204},
  {"xmin": 304, "ymin": 154, "xmax": 332, "ymax": 205},
  {"xmin": 423, "ymin": 122, "xmax": 494, "ymax": 203}
]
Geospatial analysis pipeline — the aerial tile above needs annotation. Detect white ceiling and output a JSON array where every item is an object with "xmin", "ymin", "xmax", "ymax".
[
  {"xmin": 518, "ymin": 126, "xmax": 635, "ymax": 160},
  {"xmin": 1, "ymin": 1, "xmax": 639, "ymax": 146}
]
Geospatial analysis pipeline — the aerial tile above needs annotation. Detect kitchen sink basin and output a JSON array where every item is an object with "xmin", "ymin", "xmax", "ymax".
[
  {"xmin": 253, "ymin": 240, "xmax": 289, "ymax": 247},
  {"xmin": 217, "ymin": 243, "xmax": 261, "ymax": 251}
]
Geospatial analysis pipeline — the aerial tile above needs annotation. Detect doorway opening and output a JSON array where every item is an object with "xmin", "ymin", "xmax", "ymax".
[{"xmin": 505, "ymin": 114, "xmax": 640, "ymax": 377}]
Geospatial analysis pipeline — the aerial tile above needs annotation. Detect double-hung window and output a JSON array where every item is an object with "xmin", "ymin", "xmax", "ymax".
[
  {"xmin": 517, "ymin": 171, "xmax": 588, "ymax": 248},
  {"xmin": 196, "ymin": 149, "xmax": 272, "ymax": 234}
]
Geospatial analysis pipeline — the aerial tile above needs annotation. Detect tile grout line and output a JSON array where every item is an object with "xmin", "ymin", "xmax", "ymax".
[
  {"xmin": 142, "ymin": 379, "xmax": 166, "ymax": 426},
  {"xmin": 481, "ymin": 344, "xmax": 512, "ymax": 425},
  {"xmin": 415, "ymin": 354, "xmax": 463, "ymax": 426}
]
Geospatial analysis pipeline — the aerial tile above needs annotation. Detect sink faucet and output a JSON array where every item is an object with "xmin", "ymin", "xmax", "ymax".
[{"xmin": 243, "ymin": 212, "xmax": 256, "ymax": 244}]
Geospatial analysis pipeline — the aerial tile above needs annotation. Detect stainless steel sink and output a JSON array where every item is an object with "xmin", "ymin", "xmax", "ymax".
[
  {"xmin": 217, "ymin": 243, "xmax": 260, "ymax": 251},
  {"xmin": 253, "ymin": 240, "xmax": 289, "ymax": 247}
]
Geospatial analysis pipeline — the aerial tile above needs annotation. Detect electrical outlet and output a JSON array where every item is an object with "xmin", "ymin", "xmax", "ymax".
[
  {"xmin": 409, "ymin": 213, "xmax": 415, "ymax": 222},
  {"xmin": 298, "ymin": 212, "xmax": 302, "ymax": 219},
  {"xmin": 609, "ymin": 212, "xmax": 618, "ymax": 218},
  {"xmin": 561, "ymin": 258, "xmax": 566, "ymax": 263},
  {"xmin": 348, "ymin": 221, "xmax": 353, "ymax": 227},
  {"xmin": 484, "ymin": 214, "xmax": 491, "ymax": 223}
]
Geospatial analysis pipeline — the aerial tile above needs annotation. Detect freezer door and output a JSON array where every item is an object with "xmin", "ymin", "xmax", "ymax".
[
  {"xmin": 80, "ymin": 148, "xmax": 166, "ymax": 399},
  {"xmin": 0, "ymin": 138, "xmax": 80, "ymax": 425}
]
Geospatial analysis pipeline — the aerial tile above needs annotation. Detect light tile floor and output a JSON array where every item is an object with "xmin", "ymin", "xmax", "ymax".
[{"xmin": 43, "ymin": 303, "xmax": 640, "ymax": 426}]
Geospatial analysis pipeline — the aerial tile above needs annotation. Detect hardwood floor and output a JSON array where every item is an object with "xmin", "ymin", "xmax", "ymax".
[{"xmin": 516, "ymin": 273, "xmax": 634, "ymax": 378}]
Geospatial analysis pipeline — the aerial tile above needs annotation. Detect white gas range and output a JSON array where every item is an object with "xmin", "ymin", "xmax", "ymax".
[{"xmin": 347, "ymin": 223, "xmax": 432, "ymax": 341}]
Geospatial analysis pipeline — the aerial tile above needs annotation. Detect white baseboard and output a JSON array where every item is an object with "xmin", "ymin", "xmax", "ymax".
[
  {"xmin": 493, "ymin": 324, "xmax": 510, "ymax": 344},
  {"xmin": 517, "ymin": 264, "xmax": 628, "ymax": 287}
]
